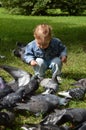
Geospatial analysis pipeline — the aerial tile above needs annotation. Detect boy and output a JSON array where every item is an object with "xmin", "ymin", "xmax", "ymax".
[{"xmin": 24, "ymin": 24, "xmax": 67, "ymax": 82}]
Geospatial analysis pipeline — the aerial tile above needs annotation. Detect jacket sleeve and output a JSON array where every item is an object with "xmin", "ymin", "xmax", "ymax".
[
  {"xmin": 23, "ymin": 43, "xmax": 35, "ymax": 64},
  {"xmin": 58, "ymin": 40, "xmax": 67, "ymax": 57}
]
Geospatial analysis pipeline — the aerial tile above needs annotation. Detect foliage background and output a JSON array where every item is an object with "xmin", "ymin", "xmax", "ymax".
[{"xmin": 0, "ymin": 0, "xmax": 86, "ymax": 15}]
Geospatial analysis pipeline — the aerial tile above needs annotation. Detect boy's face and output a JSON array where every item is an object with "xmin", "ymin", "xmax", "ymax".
[{"xmin": 36, "ymin": 37, "xmax": 51, "ymax": 49}]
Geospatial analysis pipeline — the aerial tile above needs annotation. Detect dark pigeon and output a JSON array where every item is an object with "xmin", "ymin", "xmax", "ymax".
[
  {"xmin": 15, "ymin": 98, "xmax": 54, "ymax": 116},
  {"xmin": 58, "ymin": 87, "xmax": 86, "ymax": 100},
  {"xmin": 78, "ymin": 121, "xmax": 86, "ymax": 130},
  {"xmin": 41, "ymin": 108, "xmax": 86, "ymax": 127},
  {"xmin": 73, "ymin": 121, "xmax": 86, "ymax": 130},
  {"xmin": 23, "ymin": 75, "xmax": 39, "ymax": 98},
  {"xmin": 0, "ymin": 87, "xmax": 25, "ymax": 109},
  {"xmin": 0, "ymin": 85, "xmax": 14, "ymax": 99},
  {"xmin": 15, "ymin": 94, "xmax": 69, "ymax": 116}
]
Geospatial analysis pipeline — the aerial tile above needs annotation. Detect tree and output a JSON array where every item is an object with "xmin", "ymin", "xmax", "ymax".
[
  {"xmin": 1, "ymin": 0, "xmax": 36, "ymax": 15},
  {"xmin": 1, "ymin": 0, "xmax": 86, "ymax": 15},
  {"xmin": 31, "ymin": 0, "xmax": 51, "ymax": 15},
  {"xmin": 59, "ymin": 0, "xmax": 86, "ymax": 15}
]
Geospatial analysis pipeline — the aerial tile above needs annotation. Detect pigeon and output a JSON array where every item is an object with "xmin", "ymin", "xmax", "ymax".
[
  {"xmin": 0, "ymin": 87, "xmax": 25, "ymax": 109},
  {"xmin": 0, "ymin": 65, "xmax": 40, "ymax": 97},
  {"xmin": 41, "ymin": 108, "xmax": 86, "ymax": 127},
  {"xmin": 15, "ymin": 98, "xmax": 53, "ymax": 116},
  {"xmin": 0, "ymin": 111, "xmax": 15, "ymax": 127},
  {"xmin": 15, "ymin": 94, "xmax": 69, "ymax": 116},
  {"xmin": 41, "ymin": 74, "xmax": 59, "ymax": 94},
  {"xmin": 71, "ymin": 78, "xmax": 86, "ymax": 88},
  {"xmin": 0, "ymin": 84, "xmax": 14, "ymax": 99},
  {"xmin": 0, "ymin": 76, "xmax": 14, "ymax": 99},
  {"xmin": 58, "ymin": 87, "xmax": 86, "ymax": 100},
  {"xmin": 0, "ymin": 65, "xmax": 32, "ymax": 90},
  {"xmin": 23, "ymin": 75, "xmax": 40, "ymax": 98},
  {"xmin": 21, "ymin": 123, "xmax": 71, "ymax": 130},
  {"xmin": 78, "ymin": 121, "xmax": 86, "ymax": 130},
  {"xmin": 30, "ymin": 94, "xmax": 70, "ymax": 106},
  {"xmin": 41, "ymin": 109, "xmax": 67, "ymax": 125},
  {"xmin": 13, "ymin": 41, "xmax": 26, "ymax": 61},
  {"xmin": 41, "ymin": 63, "xmax": 60, "ymax": 94},
  {"xmin": 0, "ymin": 76, "xmax": 6, "ymax": 89},
  {"xmin": 73, "ymin": 121, "xmax": 86, "ymax": 130}
]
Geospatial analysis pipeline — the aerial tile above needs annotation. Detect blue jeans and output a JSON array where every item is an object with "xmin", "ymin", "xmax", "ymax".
[{"xmin": 33, "ymin": 57, "xmax": 62, "ymax": 77}]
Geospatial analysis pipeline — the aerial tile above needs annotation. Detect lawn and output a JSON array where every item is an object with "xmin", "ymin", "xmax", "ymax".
[{"xmin": 0, "ymin": 8, "xmax": 86, "ymax": 130}]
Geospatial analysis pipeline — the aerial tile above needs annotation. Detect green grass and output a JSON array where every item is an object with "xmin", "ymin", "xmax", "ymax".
[{"xmin": 0, "ymin": 8, "xmax": 86, "ymax": 130}]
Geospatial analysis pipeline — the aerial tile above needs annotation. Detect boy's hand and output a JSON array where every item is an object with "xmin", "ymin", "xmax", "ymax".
[
  {"xmin": 30, "ymin": 60, "xmax": 38, "ymax": 66},
  {"xmin": 61, "ymin": 56, "xmax": 67, "ymax": 63}
]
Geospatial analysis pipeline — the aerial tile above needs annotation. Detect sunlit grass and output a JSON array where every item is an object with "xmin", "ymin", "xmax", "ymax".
[{"xmin": 0, "ymin": 8, "xmax": 86, "ymax": 130}]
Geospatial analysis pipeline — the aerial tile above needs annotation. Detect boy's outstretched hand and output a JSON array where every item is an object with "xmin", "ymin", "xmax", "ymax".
[
  {"xmin": 30, "ymin": 60, "xmax": 38, "ymax": 66},
  {"xmin": 61, "ymin": 56, "xmax": 67, "ymax": 63}
]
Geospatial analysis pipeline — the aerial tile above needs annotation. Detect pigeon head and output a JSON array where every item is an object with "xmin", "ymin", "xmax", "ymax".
[{"xmin": 13, "ymin": 42, "xmax": 26, "ymax": 59}]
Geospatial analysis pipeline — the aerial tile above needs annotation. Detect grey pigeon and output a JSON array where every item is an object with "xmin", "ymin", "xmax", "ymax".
[
  {"xmin": 15, "ymin": 98, "xmax": 53, "ymax": 116},
  {"xmin": 30, "ymin": 94, "xmax": 70, "ymax": 106},
  {"xmin": 13, "ymin": 41, "xmax": 26, "ymax": 61},
  {"xmin": 40, "ymin": 75, "xmax": 59, "ymax": 94},
  {"xmin": 0, "ymin": 87, "xmax": 25, "ymax": 109},
  {"xmin": 15, "ymin": 94, "xmax": 69, "ymax": 116},
  {"xmin": 41, "ymin": 108, "xmax": 86, "ymax": 127},
  {"xmin": 0, "ymin": 65, "xmax": 32, "ymax": 89},
  {"xmin": 71, "ymin": 78, "xmax": 86, "ymax": 88},
  {"xmin": 58, "ymin": 87, "xmax": 86, "ymax": 100}
]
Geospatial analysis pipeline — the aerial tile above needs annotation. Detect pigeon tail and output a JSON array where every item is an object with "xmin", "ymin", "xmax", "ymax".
[{"xmin": 42, "ymin": 88, "xmax": 56, "ymax": 94}]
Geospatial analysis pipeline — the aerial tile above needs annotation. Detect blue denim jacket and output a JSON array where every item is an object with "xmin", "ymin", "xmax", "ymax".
[{"xmin": 24, "ymin": 38, "xmax": 67, "ymax": 64}]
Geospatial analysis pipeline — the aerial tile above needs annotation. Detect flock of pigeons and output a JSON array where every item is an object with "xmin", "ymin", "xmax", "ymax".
[{"xmin": 0, "ymin": 42, "xmax": 86, "ymax": 130}]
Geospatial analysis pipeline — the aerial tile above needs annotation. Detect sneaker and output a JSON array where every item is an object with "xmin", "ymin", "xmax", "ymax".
[{"xmin": 57, "ymin": 76, "xmax": 62, "ymax": 83}]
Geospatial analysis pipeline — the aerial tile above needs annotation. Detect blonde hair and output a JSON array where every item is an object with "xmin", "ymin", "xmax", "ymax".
[{"xmin": 34, "ymin": 24, "xmax": 52, "ymax": 39}]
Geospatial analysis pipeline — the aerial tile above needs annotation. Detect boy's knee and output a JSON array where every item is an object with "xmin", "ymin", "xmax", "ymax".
[
  {"xmin": 36, "ymin": 58, "xmax": 45, "ymax": 66},
  {"xmin": 51, "ymin": 57, "xmax": 62, "ymax": 66}
]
